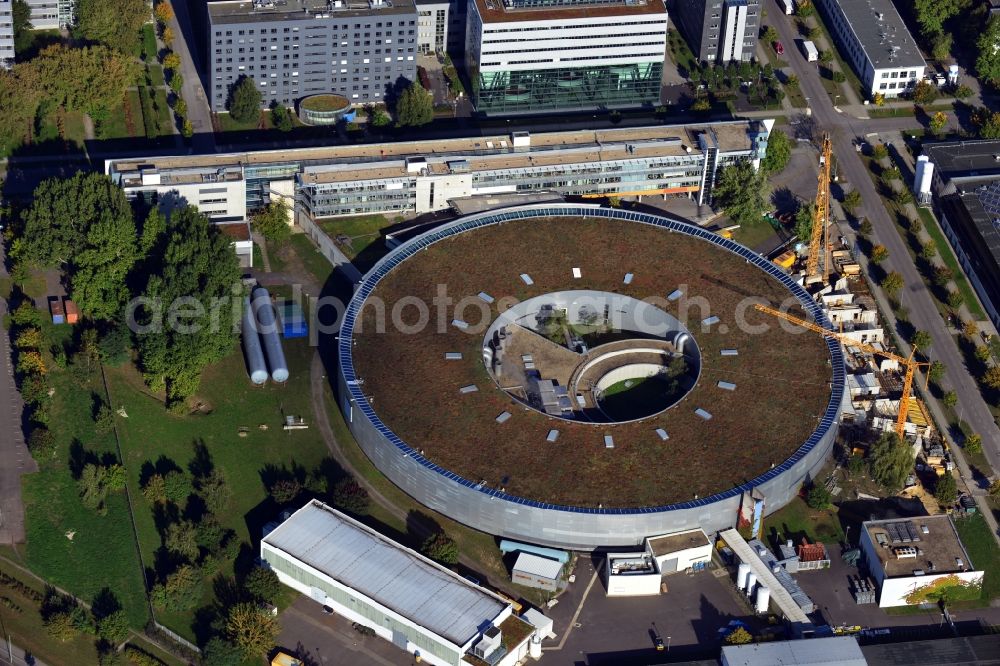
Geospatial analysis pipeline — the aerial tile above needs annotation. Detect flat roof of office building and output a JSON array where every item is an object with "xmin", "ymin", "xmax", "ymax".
[
  {"xmin": 472, "ymin": 0, "xmax": 666, "ymax": 23},
  {"xmin": 924, "ymin": 139, "xmax": 1000, "ymax": 182},
  {"xmin": 721, "ymin": 636, "xmax": 866, "ymax": 666},
  {"xmin": 863, "ymin": 514, "xmax": 975, "ymax": 579},
  {"xmin": 647, "ymin": 529, "xmax": 709, "ymax": 557},
  {"xmin": 108, "ymin": 121, "xmax": 760, "ymax": 185},
  {"xmin": 833, "ymin": 0, "xmax": 925, "ymax": 70},
  {"xmin": 263, "ymin": 500, "xmax": 508, "ymax": 646},
  {"xmin": 208, "ymin": 0, "xmax": 416, "ymax": 24},
  {"xmin": 861, "ymin": 634, "xmax": 1000, "ymax": 666}
]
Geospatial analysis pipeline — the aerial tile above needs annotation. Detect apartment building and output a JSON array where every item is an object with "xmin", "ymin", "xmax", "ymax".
[
  {"xmin": 465, "ymin": 0, "xmax": 669, "ymax": 115},
  {"xmin": 0, "ymin": 0, "xmax": 14, "ymax": 68},
  {"xmin": 106, "ymin": 120, "xmax": 772, "ymax": 224},
  {"xmin": 816, "ymin": 0, "xmax": 925, "ymax": 99},
  {"xmin": 669, "ymin": 0, "xmax": 760, "ymax": 64},
  {"xmin": 207, "ymin": 0, "xmax": 418, "ymax": 113},
  {"xmin": 25, "ymin": 0, "xmax": 73, "ymax": 29}
]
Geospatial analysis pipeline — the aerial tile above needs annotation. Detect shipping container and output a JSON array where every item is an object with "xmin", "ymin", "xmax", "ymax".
[
  {"xmin": 64, "ymin": 299, "xmax": 79, "ymax": 325},
  {"xmin": 49, "ymin": 297, "xmax": 65, "ymax": 325}
]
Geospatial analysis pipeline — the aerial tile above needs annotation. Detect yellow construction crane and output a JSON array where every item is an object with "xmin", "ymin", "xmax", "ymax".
[
  {"xmin": 754, "ymin": 303, "xmax": 928, "ymax": 440},
  {"xmin": 806, "ymin": 134, "xmax": 833, "ymax": 282}
]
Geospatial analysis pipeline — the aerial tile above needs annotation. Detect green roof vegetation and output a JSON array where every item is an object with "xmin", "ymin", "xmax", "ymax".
[{"xmin": 300, "ymin": 94, "xmax": 351, "ymax": 113}]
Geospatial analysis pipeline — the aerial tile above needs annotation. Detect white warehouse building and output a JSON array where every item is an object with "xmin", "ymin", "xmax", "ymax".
[
  {"xmin": 816, "ymin": 0, "xmax": 926, "ymax": 99},
  {"xmin": 465, "ymin": 0, "xmax": 669, "ymax": 115},
  {"xmin": 262, "ymin": 500, "xmax": 536, "ymax": 666}
]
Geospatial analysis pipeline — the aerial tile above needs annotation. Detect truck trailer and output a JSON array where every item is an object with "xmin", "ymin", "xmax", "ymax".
[{"xmin": 801, "ymin": 40, "xmax": 819, "ymax": 62}]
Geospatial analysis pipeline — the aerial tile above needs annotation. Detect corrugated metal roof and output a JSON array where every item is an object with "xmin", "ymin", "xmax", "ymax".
[
  {"xmin": 722, "ymin": 636, "xmax": 865, "ymax": 666},
  {"xmin": 513, "ymin": 553, "xmax": 563, "ymax": 581},
  {"xmin": 263, "ymin": 501, "xmax": 507, "ymax": 646}
]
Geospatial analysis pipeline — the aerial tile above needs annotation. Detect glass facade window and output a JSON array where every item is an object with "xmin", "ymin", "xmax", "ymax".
[{"xmin": 473, "ymin": 62, "xmax": 662, "ymax": 114}]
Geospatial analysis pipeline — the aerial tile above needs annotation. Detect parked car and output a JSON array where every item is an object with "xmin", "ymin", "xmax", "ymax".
[{"xmin": 774, "ymin": 41, "xmax": 785, "ymax": 55}]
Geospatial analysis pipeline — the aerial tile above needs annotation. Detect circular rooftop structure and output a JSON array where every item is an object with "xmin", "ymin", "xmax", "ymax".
[
  {"xmin": 297, "ymin": 94, "xmax": 352, "ymax": 125},
  {"xmin": 338, "ymin": 205, "xmax": 844, "ymax": 549}
]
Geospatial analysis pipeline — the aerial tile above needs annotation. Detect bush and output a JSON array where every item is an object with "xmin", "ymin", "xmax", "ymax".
[
  {"xmin": 964, "ymin": 434, "xmax": 983, "ymax": 455},
  {"xmin": 331, "ymin": 477, "xmax": 370, "ymax": 515},
  {"xmin": 947, "ymin": 290, "xmax": 964, "ymax": 309},
  {"xmin": 934, "ymin": 473, "xmax": 958, "ymax": 506},
  {"xmin": 352, "ymin": 622, "xmax": 376, "ymax": 637},
  {"xmin": 96, "ymin": 609, "xmax": 129, "ymax": 645},
  {"xmin": 872, "ymin": 144, "xmax": 889, "ymax": 160},
  {"xmin": 27, "ymin": 428, "xmax": 57, "ymax": 462},
  {"xmin": 942, "ymin": 390, "xmax": 958, "ymax": 408},
  {"xmin": 420, "ymin": 532, "xmax": 459, "ymax": 565},
  {"xmin": 244, "ymin": 567, "xmax": 282, "ymax": 604},
  {"xmin": 870, "ymin": 244, "xmax": 889, "ymax": 264},
  {"xmin": 163, "ymin": 470, "xmax": 193, "ymax": 504},
  {"xmin": 806, "ymin": 483, "xmax": 832, "ymax": 509},
  {"xmin": 831, "ymin": 70, "xmax": 846, "ymax": 83},
  {"xmin": 269, "ymin": 478, "xmax": 302, "ymax": 504}
]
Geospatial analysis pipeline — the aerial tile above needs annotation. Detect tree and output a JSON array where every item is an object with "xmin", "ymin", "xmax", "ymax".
[
  {"xmin": 244, "ymin": 567, "xmax": 282, "ymax": 604},
  {"xmin": 165, "ymin": 520, "xmax": 200, "ymax": 561},
  {"xmin": 976, "ymin": 16, "xmax": 1000, "ymax": 86},
  {"xmin": 251, "ymin": 200, "xmax": 291, "ymax": 244},
  {"xmin": 975, "ymin": 345, "xmax": 992, "ymax": 364},
  {"xmin": 964, "ymin": 320, "xmax": 980, "ymax": 339},
  {"xmin": 12, "ymin": 0, "xmax": 32, "ymax": 53},
  {"xmin": 151, "ymin": 564, "xmax": 203, "ymax": 612},
  {"xmin": 226, "ymin": 603, "xmax": 280, "ymax": 660},
  {"xmin": 135, "ymin": 206, "xmax": 241, "ymax": 407},
  {"xmin": 911, "ymin": 330, "xmax": 933, "ymax": 350},
  {"xmin": 78, "ymin": 463, "xmax": 110, "ymax": 513},
  {"xmin": 873, "ymin": 92, "xmax": 885, "ymax": 106},
  {"xmin": 162, "ymin": 52, "xmax": 181, "ymax": 72},
  {"xmin": 934, "ymin": 473, "xmax": 958, "ymax": 506},
  {"xmin": 762, "ymin": 25, "xmax": 778, "ymax": 44},
  {"xmin": 931, "ymin": 32, "xmax": 953, "ymax": 62},
  {"xmin": 162, "ymin": 27, "xmax": 175, "ymax": 48},
  {"xmin": 331, "ymin": 477, "xmax": 370, "ymax": 515},
  {"xmin": 17, "ymin": 173, "xmax": 138, "ymax": 321},
  {"xmin": 27, "ymin": 428, "xmax": 57, "ymax": 462},
  {"xmin": 947, "ymin": 290, "xmax": 964, "ymax": 309},
  {"xmin": 914, "ymin": 0, "xmax": 960, "ymax": 36},
  {"xmin": 269, "ymin": 478, "xmax": 302, "ymax": 504},
  {"xmin": 99, "ymin": 325, "xmax": 131, "ymax": 366},
  {"xmin": 933, "ymin": 266, "xmax": 953, "ymax": 287},
  {"xmin": 912, "ymin": 80, "xmax": 938, "ymax": 105},
  {"xmin": 95, "ymin": 402, "xmax": 115, "ymax": 434},
  {"xmin": 197, "ymin": 469, "xmax": 231, "ymax": 514},
  {"xmin": 819, "ymin": 50, "xmax": 833, "ymax": 63},
  {"xmin": 269, "ymin": 102, "xmax": 294, "ymax": 132},
  {"xmin": 713, "ymin": 160, "xmax": 767, "ymax": 229},
  {"xmin": 894, "ymin": 189, "xmax": 913, "ymax": 206},
  {"xmin": 974, "ymin": 107, "xmax": 1000, "ymax": 139},
  {"xmin": 982, "ymin": 366, "xmax": 1000, "ymax": 389},
  {"xmin": 75, "ymin": 0, "xmax": 148, "ymax": 54},
  {"xmin": 869, "ymin": 432, "xmax": 915, "ymax": 492},
  {"xmin": 806, "ymin": 483, "xmax": 832, "ymax": 510},
  {"xmin": 921, "ymin": 241, "xmax": 938, "ymax": 260},
  {"xmin": 942, "ymin": 391, "xmax": 958, "ymax": 407},
  {"xmin": 870, "ymin": 244, "xmax": 889, "ymax": 264},
  {"xmin": 202, "ymin": 638, "xmax": 244, "ymax": 666},
  {"xmin": 928, "ymin": 360, "xmax": 946, "ymax": 384},
  {"xmin": 142, "ymin": 474, "xmax": 167, "ymax": 503},
  {"xmin": 930, "ymin": 111, "xmax": 948, "ymax": 135},
  {"xmin": 227, "ymin": 76, "xmax": 262, "ymax": 123},
  {"xmin": 761, "ymin": 128, "xmax": 792, "ymax": 174},
  {"xmin": 964, "ymin": 434, "xmax": 982, "ymax": 455},
  {"xmin": 872, "ymin": 143, "xmax": 889, "ymax": 160},
  {"xmin": 395, "ymin": 81, "xmax": 434, "ymax": 127},
  {"xmin": 163, "ymin": 470, "xmax": 193, "ymax": 504},
  {"xmin": 96, "ymin": 609, "xmax": 129, "ymax": 645},
  {"xmin": 843, "ymin": 189, "xmax": 862, "ymax": 213},
  {"xmin": 169, "ymin": 71, "xmax": 183, "ymax": 95},
  {"xmin": 954, "ymin": 84, "xmax": 973, "ymax": 99},
  {"xmin": 44, "ymin": 611, "xmax": 79, "ymax": 642},
  {"xmin": 795, "ymin": 203, "xmax": 815, "ymax": 242},
  {"xmin": 989, "ymin": 479, "xmax": 1000, "ymax": 499},
  {"xmin": 726, "ymin": 627, "xmax": 753, "ymax": 645},
  {"xmin": 859, "ymin": 218, "xmax": 873, "ymax": 236},
  {"xmin": 154, "ymin": 1, "xmax": 174, "ymax": 24},
  {"xmin": 690, "ymin": 97, "xmax": 711, "ymax": 113},
  {"xmin": 421, "ymin": 532, "xmax": 459, "ymax": 565}
]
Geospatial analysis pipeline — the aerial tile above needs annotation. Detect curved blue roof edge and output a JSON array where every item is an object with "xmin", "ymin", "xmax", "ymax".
[{"xmin": 338, "ymin": 205, "xmax": 845, "ymax": 516}]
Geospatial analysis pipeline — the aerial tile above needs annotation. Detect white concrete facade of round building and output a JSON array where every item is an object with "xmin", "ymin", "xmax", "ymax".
[{"xmin": 337, "ymin": 205, "xmax": 844, "ymax": 550}]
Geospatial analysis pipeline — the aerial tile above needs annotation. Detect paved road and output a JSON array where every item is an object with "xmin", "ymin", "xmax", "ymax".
[
  {"xmin": 767, "ymin": 5, "xmax": 1000, "ymax": 474},
  {"xmin": 169, "ymin": 0, "xmax": 216, "ymax": 153},
  {"xmin": 0, "ymin": 242, "xmax": 37, "ymax": 546}
]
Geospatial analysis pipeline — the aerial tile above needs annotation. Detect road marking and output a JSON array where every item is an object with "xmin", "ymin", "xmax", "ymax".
[{"xmin": 544, "ymin": 567, "xmax": 599, "ymax": 652}]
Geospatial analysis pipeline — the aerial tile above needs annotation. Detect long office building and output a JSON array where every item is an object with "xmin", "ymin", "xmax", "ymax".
[
  {"xmin": 262, "ymin": 500, "xmax": 536, "ymax": 666},
  {"xmin": 24, "ymin": 0, "xmax": 73, "ymax": 29},
  {"xmin": 207, "ymin": 0, "xmax": 418, "ymax": 113},
  {"xmin": 815, "ymin": 0, "xmax": 925, "ymax": 99},
  {"xmin": 105, "ymin": 120, "xmax": 772, "ymax": 225},
  {"xmin": 668, "ymin": 0, "xmax": 760, "ymax": 64},
  {"xmin": 0, "ymin": 0, "xmax": 14, "ymax": 68},
  {"xmin": 465, "ymin": 0, "xmax": 669, "ymax": 115}
]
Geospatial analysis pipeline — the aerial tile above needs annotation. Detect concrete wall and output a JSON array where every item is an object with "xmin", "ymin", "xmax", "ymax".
[
  {"xmin": 653, "ymin": 543, "xmax": 713, "ymax": 573},
  {"xmin": 338, "ymin": 205, "xmax": 843, "ymax": 550}
]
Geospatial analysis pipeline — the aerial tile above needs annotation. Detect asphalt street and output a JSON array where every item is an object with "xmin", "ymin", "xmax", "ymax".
[{"xmin": 767, "ymin": 3, "xmax": 1000, "ymax": 475}]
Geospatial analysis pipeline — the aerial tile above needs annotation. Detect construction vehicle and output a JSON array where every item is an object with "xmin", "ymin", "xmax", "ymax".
[
  {"xmin": 754, "ymin": 304, "xmax": 928, "ymax": 440},
  {"xmin": 806, "ymin": 134, "xmax": 833, "ymax": 284}
]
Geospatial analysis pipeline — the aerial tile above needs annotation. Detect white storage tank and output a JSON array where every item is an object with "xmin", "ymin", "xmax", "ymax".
[
  {"xmin": 914, "ymin": 155, "xmax": 934, "ymax": 204},
  {"xmin": 737, "ymin": 562, "xmax": 751, "ymax": 591},
  {"xmin": 242, "ymin": 296, "xmax": 269, "ymax": 385},
  {"xmin": 252, "ymin": 287, "xmax": 289, "ymax": 383},
  {"xmin": 755, "ymin": 585, "xmax": 771, "ymax": 613},
  {"xmin": 529, "ymin": 635, "xmax": 542, "ymax": 660},
  {"xmin": 745, "ymin": 572, "xmax": 757, "ymax": 594}
]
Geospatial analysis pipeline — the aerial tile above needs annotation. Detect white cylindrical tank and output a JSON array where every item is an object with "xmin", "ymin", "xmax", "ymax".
[
  {"xmin": 737, "ymin": 562, "xmax": 751, "ymax": 591},
  {"xmin": 947, "ymin": 64, "xmax": 959, "ymax": 85},
  {"xmin": 529, "ymin": 635, "xmax": 542, "ymax": 660},
  {"xmin": 755, "ymin": 585, "xmax": 771, "ymax": 613},
  {"xmin": 914, "ymin": 155, "xmax": 934, "ymax": 198},
  {"xmin": 252, "ymin": 287, "xmax": 289, "ymax": 383},
  {"xmin": 745, "ymin": 572, "xmax": 757, "ymax": 594},
  {"xmin": 242, "ymin": 296, "xmax": 268, "ymax": 385}
]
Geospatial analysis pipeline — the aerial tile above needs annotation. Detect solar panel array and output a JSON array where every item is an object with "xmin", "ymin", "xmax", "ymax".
[
  {"xmin": 885, "ymin": 521, "xmax": 922, "ymax": 544},
  {"xmin": 976, "ymin": 180, "xmax": 1000, "ymax": 224}
]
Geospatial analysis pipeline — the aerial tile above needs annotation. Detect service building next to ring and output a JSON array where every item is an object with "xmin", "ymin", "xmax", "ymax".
[
  {"xmin": 206, "ymin": 0, "xmax": 419, "ymax": 112},
  {"xmin": 465, "ymin": 0, "xmax": 669, "ymax": 114},
  {"xmin": 105, "ymin": 119, "xmax": 772, "ymax": 229}
]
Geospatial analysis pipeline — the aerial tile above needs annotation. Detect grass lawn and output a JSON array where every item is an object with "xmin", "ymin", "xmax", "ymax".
[
  {"xmin": 139, "ymin": 24, "xmax": 157, "ymax": 62},
  {"xmin": 952, "ymin": 513, "xmax": 999, "ymax": 605},
  {"xmin": 732, "ymin": 219, "xmax": 778, "ymax": 251},
  {"xmin": 318, "ymin": 213, "xmax": 399, "ymax": 272},
  {"xmin": 152, "ymin": 88, "xmax": 173, "ymax": 136},
  {"xmin": 916, "ymin": 207, "xmax": 986, "ymax": 320},
  {"xmin": 667, "ymin": 29, "xmax": 697, "ymax": 74},
  {"xmin": 764, "ymin": 495, "xmax": 845, "ymax": 545},
  {"xmin": 868, "ymin": 106, "xmax": 917, "ymax": 118},
  {"xmin": 106, "ymin": 338, "xmax": 332, "ymax": 641},
  {"xmin": 148, "ymin": 63, "xmax": 166, "ymax": 88},
  {"xmin": 20, "ymin": 355, "xmax": 149, "ymax": 628},
  {"xmin": 288, "ymin": 234, "xmax": 337, "ymax": 284},
  {"xmin": 217, "ymin": 111, "xmax": 265, "ymax": 132}
]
